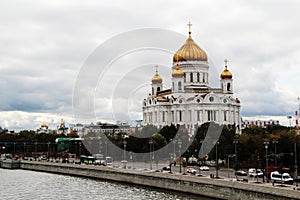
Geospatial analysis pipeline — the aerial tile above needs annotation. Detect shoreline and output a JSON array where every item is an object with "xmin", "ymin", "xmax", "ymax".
[{"xmin": 13, "ymin": 160, "xmax": 299, "ymax": 200}]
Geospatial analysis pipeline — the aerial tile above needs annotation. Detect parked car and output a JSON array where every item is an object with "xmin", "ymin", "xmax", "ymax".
[
  {"xmin": 248, "ymin": 168, "xmax": 263, "ymax": 177},
  {"xmin": 200, "ymin": 166, "xmax": 209, "ymax": 171},
  {"xmin": 256, "ymin": 169, "xmax": 264, "ymax": 177},
  {"xmin": 270, "ymin": 171, "xmax": 294, "ymax": 184},
  {"xmin": 162, "ymin": 166, "xmax": 170, "ymax": 171},
  {"xmin": 235, "ymin": 170, "xmax": 247, "ymax": 176},
  {"xmin": 187, "ymin": 168, "xmax": 197, "ymax": 174}
]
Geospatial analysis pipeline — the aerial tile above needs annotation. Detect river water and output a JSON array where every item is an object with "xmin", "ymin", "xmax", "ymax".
[{"xmin": 0, "ymin": 169, "xmax": 212, "ymax": 200}]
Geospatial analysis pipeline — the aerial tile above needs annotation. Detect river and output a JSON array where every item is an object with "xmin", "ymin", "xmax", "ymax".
[{"xmin": 0, "ymin": 169, "xmax": 213, "ymax": 200}]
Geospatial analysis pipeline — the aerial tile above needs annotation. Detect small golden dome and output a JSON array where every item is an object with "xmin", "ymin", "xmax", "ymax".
[
  {"xmin": 60, "ymin": 119, "xmax": 65, "ymax": 126},
  {"xmin": 41, "ymin": 122, "xmax": 47, "ymax": 127},
  {"xmin": 152, "ymin": 73, "xmax": 162, "ymax": 83},
  {"xmin": 173, "ymin": 34, "xmax": 207, "ymax": 62},
  {"xmin": 152, "ymin": 65, "xmax": 162, "ymax": 84},
  {"xmin": 220, "ymin": 59, "xmax": 233, "ymax": 79},
  {"xmin": 220, "ymin": 67, "xmax": 232, "ymax": 79},
  {"xmin": 172, "ymin": 65, "xmax": 184, "ymax": 77}
]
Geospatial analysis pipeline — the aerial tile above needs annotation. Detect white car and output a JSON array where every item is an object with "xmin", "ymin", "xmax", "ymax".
[
  {"xmin": 187, "ymin": 168, "xmax": 197, "ymax": 174},
  {"xmin": 270, "ymin": 171, "xmax": 294, "ymax": 184},
  {"xmin": 200, "ymin": 166, "xmax": 209, "ymax": 171},
  {"xmin": 248, "ymin": 168, "xmax": 263, "ymax": 177}
]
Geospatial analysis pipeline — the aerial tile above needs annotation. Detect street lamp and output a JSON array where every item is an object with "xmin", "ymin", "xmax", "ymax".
[
  {"xmin": 214, "ymin": 141, "xmax": 220, "ymax": 178},
  {"xmin": 23, "ymin": 142, "xmax": 26, "ymax": 157},
  {"xmin": 295, "ymin": 142, "xmax": 298, "ymax": 180},
  {"xmin": 35, "ymin": 142, "xmax": 38, "ymax": 160},
  {"xmin": 264, "ymin": 141, "xmax": 269, "ymax": 182},
  {"xmin": 47, "ymin": 142, "xmax": 51, "ymax": 158},
  {"xmin": 178, "ymin": 140, "xmax": 182, "ymax": 173},
  {"xmin": 199, "ymin": 140, "xmax": 205, "ymax": 166},
  {"xmin": 99, "ymin": 140, "xmax": 102, "ymax": 154},
  {"xmin": 13, "ymin": 142, "xmax": 16, "ymax": 155},
  {"xmin": 123, "ymin": 140, "xmax": 127, "ymax": 169},
  {"xmin": 287, "ymin": 116, "xmax": 292, "ymax": 132},
  {"xmin": 169, "ymin": 153, "xmax": 173, "ymax": 173},
  {"xmin": 172, "ymin": 139, "xmax": 176, "ymax": 158},
  {"xmin": 105, "ymin": 141, "xmax": 108, "ymax": 157},
  {"xmin": 272, "ymin": 140, "xmax": 278, "ymax": 167},
  {"xmin": 149, "ymin": 140, "xmax": 153, "ymax": 170},
  {"xmin": 79, "ymin": 142, "xmax": 82, "ymax": 160},
  {"xmin": 233, "ymin": 140, "xmax": 238, "ymax": 170}
]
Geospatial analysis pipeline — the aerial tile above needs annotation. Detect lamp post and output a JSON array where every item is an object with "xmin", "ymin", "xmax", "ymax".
[
  {"xmin": 272, "ymin": 140, "xmax": 278, "ymax": 167},
  {"xmin": 169, "ymin": 153, "xmax": 173, "ymax": 173},
  {"xmin": 123, "ymin": 140, "xmax": 127, "ymax": 169},
  {"xmin": 172, "ymin": 139, "xmax": 176, "ymax": 159},
  {"xmin": 214, "ymin": 141, "xmax": 220, "ymax": 178},
  {"xmin": 79, "ymin": 142, "xmax": 82, "ymax": 160},
  {"xmin": 99, "ymin": 140, "xmax": 102, "ymax": 154},
  {"xmin": 295, "ymin": 142, "xmax": 298, "ymax": 180},
  {"xmin": 13, "ymin": 142, "xmax": 16, "ymax": 155},
  {"xmin": 178, "ymin": 140, "xmax": 182, "ymax": 173},
  {"xmin": 23, "ymin": 142, "xmax": 26, "ymax": 157},
  {"xmin": 35, "ymin": 142, "xmax": 38, "ymax": 160},
  {"xmin": 233, "ymin": 140, "xmax": 238, "ymax": 171},
  {"xmin": 149, "ymin": 140, "xmax": 153, "ymax": 170},
  {"xmin": 47, "ymin": 142, "xmax": 51, "ymax": 158},
  {"xmin": 264, "ymin": 141, "xmax": 269, "ymax": 182},
  {"xmin": 287, "ymin": 116, "xmax": 292, "ymax": 132},
  {"xmin": 105, "ymin": 141, "xmax": 108, "ymax": 157}
]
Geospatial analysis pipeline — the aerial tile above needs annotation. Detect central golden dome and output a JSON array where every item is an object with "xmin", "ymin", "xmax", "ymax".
[{"xmin": 173, "ymin": 34, "xmax": 207, "ymax": 62}]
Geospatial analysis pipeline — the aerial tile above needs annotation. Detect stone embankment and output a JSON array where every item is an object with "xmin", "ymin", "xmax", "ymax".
[{"xmin": 16, "ymin": 161, "xmax": 300, "ymax": 200}]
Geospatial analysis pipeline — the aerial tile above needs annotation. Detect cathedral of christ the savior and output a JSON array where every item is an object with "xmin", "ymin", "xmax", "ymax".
[{"xmin": 142, "ymin": 23, "xmax": 241, "ymax": 135}]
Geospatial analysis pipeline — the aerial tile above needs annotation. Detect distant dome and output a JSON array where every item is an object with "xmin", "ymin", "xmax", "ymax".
[
  {"xmin": 152, "ymin": 73, "xmax": 162, "ymax": 84},
  {"xmin": 220, "ymin": 59, "xmax": 233, "ymax": 79},
  {"xmin": 173, "ymin": 33, "xmax": 207, "ymax": 62},
  {"xmin": 41, "ymin": 122, "xmax": 47, "ymax": 128},
  {"xmin": 152, "ymin": 66, "xmax": 162, "ymax": 84}
]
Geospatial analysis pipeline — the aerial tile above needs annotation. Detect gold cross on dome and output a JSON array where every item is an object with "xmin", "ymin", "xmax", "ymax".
[
  {"xmin": 224, "ymin": 59, "xmax": 228, "ymax": 66},
  {"xmin": 155, "ymin": 65, "xmax": 158, "ymax": 73},
  {"xmin": 187, "ymin": 21, "xmax": 192, "ymax": 35}
]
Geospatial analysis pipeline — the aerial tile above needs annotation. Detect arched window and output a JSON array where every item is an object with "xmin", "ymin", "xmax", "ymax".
[
  {"xmin": 197, "ymin": 72, "xmax": 200, "ymax": 82},
  {"xmin": 227, "ymin": 83, "xmax": 231, "ymax": 91},
  {"xmin": 190, "ymin": 73, "xmax": 193, "ymax": 82},
  {"xmin": 172, "ymin": 82, "xmax": 174, "ymax": 90},
  {"xmin": 178, "ymin": 81, "xmax": 182, "ymax": 90},
  {"xmin": 184, "ymin": 73, "xmax": 186, "ymax": 82},
  {"xmin": 152, "ymin": 87, "xmax": 154, "ymax": 95},
  {"xmin": 179, "ymin": 111, "xmax": 182, "ymax": 121},
  {"xmin": 157, "ymin": 87, "xmax": 160, "ymax": 92}
]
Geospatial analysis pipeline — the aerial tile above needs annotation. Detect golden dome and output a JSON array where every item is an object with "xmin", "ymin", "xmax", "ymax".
[
  {"xmin": 41, "ymin": 122, "xmax": 47, "ymax": 127},
  {"xmin": 220, "ymin": 67, "xmax": 232, "ymax": 79},
  {"xmin": 220, "ymin": 59, "xmax": 233, "ymax": 79},
  {"xmin": 172, "ymin": 65, "xmax": 184, "ymax": 77},
  {"xmin": 152, "ymin": 65, "xmax": 162, "ymax": 84},
  {"xmin": 173, "ymin": 34, "xmax": 207, "ymax": 62}
]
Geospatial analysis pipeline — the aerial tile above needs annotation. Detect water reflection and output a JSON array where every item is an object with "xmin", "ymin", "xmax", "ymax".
[{"xmin": 0, "ymin": 169, "xmax": 212, "ymax": 200}]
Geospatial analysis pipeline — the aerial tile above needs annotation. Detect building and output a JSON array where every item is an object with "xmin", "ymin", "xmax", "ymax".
[
  {"xmin": 57, "ymin": 119, "xmax": 68, "ymax": 134},
  {"xmin": 75, "ymin": 122, "xmax": 130, "ymax": 137},
  {"xmin": 142, "ymin": 23, "xmax": 241, "ymax": 134},
  {"xmin": 242, "ymin": 119, "xmax": 280, "ymax": 129},
  {"xmin": 36, "ymin": 122, "xmax": 51, "ymax": 134}
]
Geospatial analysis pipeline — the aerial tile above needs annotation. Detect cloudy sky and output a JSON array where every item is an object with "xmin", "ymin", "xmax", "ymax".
[{"xmin": 0, "ymin": 0, "xmax": 299, "ymax": 131}]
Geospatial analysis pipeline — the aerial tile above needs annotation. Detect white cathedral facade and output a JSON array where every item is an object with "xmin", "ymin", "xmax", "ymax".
[{"xmin": 142, "ymin": 25, "xmax": 241, "ymax": 134}]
